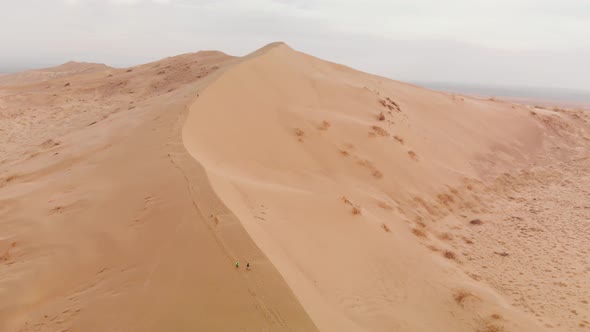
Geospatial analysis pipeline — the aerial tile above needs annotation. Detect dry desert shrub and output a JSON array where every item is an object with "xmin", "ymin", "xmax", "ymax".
[
  {"xmin": 5, "ymin": 175, "xmax": 18, "ymax": 182},
  {"xmin": 0, "ymin": 242, "xmax": 16, "ymax": 262},
  {"xmin": 294, "ymin": 128, "xmax": 305, "ymax": 137},
  {"xmin": 427, "ymin": 245, "xmax": 440, "ymax": 252},
  {"xmin": 412, "ymin": 228, "xmax": 427, "ymax": 238},
  {"xmin": 443, "ymin": 250, "xmax": 457, "ymax": 260},
  {"xmin": 211, "ymin": 215, "xmax": 220, "ymax": 226},
  {"xmin": 437, "ymin": 193, "xmax": 455, "ymax": 205},
  {"xmin": 478, "ymin": 324, "xmax": 504, "ymax": 332},
  {"xmin": 438, "ymin": 232, "xmax": 453, "ymax": 241},
  {"xmin": 453, "ymin": 290, "xmax": 473, "ymax": 305},
  {"xmin": 342, "ymin": 196, "xmax": 361, "ymax": 215},
  {"xmin": 382, "ymin": 224, "xmax": 391, "ymax": 232},
  {"xmin": 393, "ymin": 135, "xmax": 404, "ymax": 144},
  {"xmin": 339, "ymin": 149, "xmax": 349, "ymax": 157},
  {"xmin": 407, "ymin": 150, "xmax": 418, "ymax": 160},
  {"xmin": 319, "ymin": 120, "xmax": 331, "ymax": 130},
  {"xmin": 341, "ymin": 196, "xmax": 352, "ymax": 205},
  {"xmin": 461, "ymin": 236, "xmax": 474, "ymax": 244},
  {"xmin": 352, "ymin": 206, "xmax": 361, "ymax": 215},
  {"xmin": 491, "ymin": 314, "xmax": 502, "ymax": 320},
  {"xmin": 371, "ymin": 126, "xmax": 389, "ymax": 137},
  {"xmin": 377, "ymin": 112, "xmax": 386, "ymax": 121},
  {"xmin": 372, "ymin": 170, "xmax": 383, "ymax": 178},
  {"xmin": 469, "ymin": 219, "xmax": 483, "ymax": 225}
]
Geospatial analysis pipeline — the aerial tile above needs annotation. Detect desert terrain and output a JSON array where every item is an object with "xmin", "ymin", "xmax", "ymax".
[{"xmin": 1, "ymin": 42, "xmax": 589, "ymax": 331}]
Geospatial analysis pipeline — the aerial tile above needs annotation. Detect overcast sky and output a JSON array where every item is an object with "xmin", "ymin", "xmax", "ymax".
[{"xmin": 1, "ymin": 0, "xmax": 589, "ymax": 90}]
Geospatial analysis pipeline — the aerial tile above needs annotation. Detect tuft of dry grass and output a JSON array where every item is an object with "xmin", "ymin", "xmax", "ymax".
[
  {"xmin": 352, "ymin": 206, "xmax": 361, "ymax": 215},
  {"xmin": 377, "ymin": 112, "xmax": 386, "ymax": 121},
  {"xmin": 382, "ymin": 224, "xmax": 391, "ymax": 232},
  {"xmin": 339, "ymin": 149, "xmax": 349, "ymax": 157},
  {"xmin": 393, "ymin": 135, "xmax": 404, "ymax": 144},
  {"xmin": 407, "ymin": 151, "xmax": 418, "ymax": 160}
]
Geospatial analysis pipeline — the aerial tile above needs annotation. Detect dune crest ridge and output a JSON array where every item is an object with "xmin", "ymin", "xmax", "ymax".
[
  {"xmin": 183, "ymin": 43, "xmax": 590, "ymax": 331},
  {"xmin": 0, "ymin": 47, "xmax": 318, "ymax": 332}
]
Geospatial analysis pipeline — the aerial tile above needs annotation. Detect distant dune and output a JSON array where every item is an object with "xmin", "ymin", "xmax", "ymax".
[
  {"xmin": 1, "ymin": 43, "xmax": 589, "ymax": 332},
  {"xmin": 0, "ymin": 61, "xmax": 112, "ymax": 87}
]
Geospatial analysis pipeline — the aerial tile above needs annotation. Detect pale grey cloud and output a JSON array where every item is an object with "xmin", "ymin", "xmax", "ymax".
[{"xmin": 0, "ymin": 0, "xmax": 588, "ymax": 91}]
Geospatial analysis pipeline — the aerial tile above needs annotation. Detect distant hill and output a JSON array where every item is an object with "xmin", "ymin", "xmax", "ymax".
[{"xmin": 0, "ymin": 61, "xmax": 112, "ymax": 87}]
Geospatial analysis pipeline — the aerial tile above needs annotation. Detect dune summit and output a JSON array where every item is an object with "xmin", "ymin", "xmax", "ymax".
[{"xmin": 2, "ymin": 42, "xmax": 590, "ymax": 331}]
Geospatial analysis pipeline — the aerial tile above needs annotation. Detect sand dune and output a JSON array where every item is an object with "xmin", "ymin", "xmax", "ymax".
[
  {"xmin": 183, "ymin": 43, "xmax": 590, "ymax": 331},
  {"xmin": 0, "ymin": 62, "xmax": 112, "ymax": 87},
  {"xmin": 1, "ymin": 42, "xmax": 589, "ymax": 331},
  {"xmin": 0, "ymin": 49, "xmax": 316, "ymax": 331}
]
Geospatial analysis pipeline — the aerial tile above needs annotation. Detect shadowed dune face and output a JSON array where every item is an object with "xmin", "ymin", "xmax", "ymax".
[
  {"xmin": 183, "ymin": 43, "xmax": 590, "ymax": 331},
  {"xmin": 0, "ymin": 50, "xmax": 318, "ymax": 331}
]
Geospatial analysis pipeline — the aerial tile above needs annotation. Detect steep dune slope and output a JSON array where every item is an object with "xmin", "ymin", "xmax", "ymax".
[
  {"xmin": 0, "ymin": 51, "xmax": 317, "ymax": 331},
  {"xmin": 183, "ymin": 43, "xmax": 590, "ymax": 331}
]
